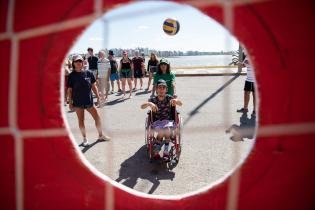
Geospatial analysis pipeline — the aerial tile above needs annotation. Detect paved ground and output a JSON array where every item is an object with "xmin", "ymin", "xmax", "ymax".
[{"xmin": 64, "ymin": 75, "xmax": 256, "ymax": 195}]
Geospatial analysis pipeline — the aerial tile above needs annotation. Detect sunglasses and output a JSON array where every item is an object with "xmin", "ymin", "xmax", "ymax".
[{"xmin": 74, "ymin": 60, "xmax": 83, "ymax": 63}]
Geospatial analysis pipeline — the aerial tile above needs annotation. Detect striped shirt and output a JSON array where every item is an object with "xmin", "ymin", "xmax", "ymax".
[
  {"xmin": 243, "ymin": 57, "xmax": 255, "ymax": 83},
  {"xmin": 97, "ymin": 58, "xmax": 110, "ymax": 78}
]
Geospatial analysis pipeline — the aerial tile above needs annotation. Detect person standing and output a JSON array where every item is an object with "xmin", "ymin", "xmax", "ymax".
[
  {"xmin": 146, "ymin": 52, "xmax": 159, "ymax": 93},
  {"xmin": 97, "ymin": 50, "xmax": 111, "ymax": 105},
  {"xmin": 119, "ymin": 51, "xmax": 133, "ymax": 98},
  {"xmin": 64, "ymin": 58, "xmax": 72, "ymax": 106},
  {"xmin": 83, "ymin": 55, "xmax": 89, "ymax": 70},
  {"xmin": 132, "ymin": 50, "xmax": 145, "ymax": 91},
  {"xmin": 153, "ymin": 58, "xmax": 176, "ymax": 97},
  {"xmin": 237, "ymin": 50, "xmax": 256, "ymax": 116},
  {"xmin": 108, "ymin": 50, "xmax": 121, "ymax": 94},
  {"xmin": 67, "ymin": 54, "xmax": 110, "ymax": 146},
  {"xmin": 87, "ymin": 47, "xmax": 98, "ymax": 79}
]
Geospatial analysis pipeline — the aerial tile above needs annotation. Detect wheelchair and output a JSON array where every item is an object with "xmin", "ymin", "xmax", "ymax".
[{"xmin": 145, "ymin": 106, "xmax": 182, "ymax": 167}]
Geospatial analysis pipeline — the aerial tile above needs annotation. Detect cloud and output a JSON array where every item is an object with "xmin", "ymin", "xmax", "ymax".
[
  {"xmin": 88, "ymin": 37, "xmax": 104, "ymax": 41},
  {"xmin": 137, "ymin": 25, "xmax": 149, "ymax": 30}
]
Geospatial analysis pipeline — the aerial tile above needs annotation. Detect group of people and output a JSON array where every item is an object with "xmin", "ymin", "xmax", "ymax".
[
  {"xmin": 65, "ymin": 46, "xmax": 255, "ymax": 161},
  {"xmin": 65, "ymin": 47, "xmax": 180, "ymax": 151}
]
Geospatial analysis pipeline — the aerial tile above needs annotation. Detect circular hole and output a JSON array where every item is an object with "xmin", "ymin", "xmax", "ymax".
[{"xmin": 62, "ymin": 1, "xmax": 257, "ymax": 196}]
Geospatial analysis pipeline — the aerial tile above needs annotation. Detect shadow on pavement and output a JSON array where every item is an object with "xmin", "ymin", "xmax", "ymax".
[
  {"xmin": 115, "ymin": 145, "xmax": 175, "ymax": 194},
  {"xmin": 106, "ymin": 97, "xmax": 127, "ymax": 106},
  {"xmin": 183, "ymin": 73, "xmax": 241, "ymax": 126},
  {"xmin": 80, "ymin": 139, "xmax": 109, "ymax": 153},
  {"xmin": 135, "ymin": 90, "xmax": 150, "ymax": 96},
  {"xmin": 226, "ymin": 112, "xmax": 256, "ymax": 141}
]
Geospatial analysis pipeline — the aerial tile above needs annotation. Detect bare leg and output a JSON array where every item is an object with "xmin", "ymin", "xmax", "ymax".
[
  {"xmin": 121, "ymin": 78, "xmax": 126, "ymax": 97},
  {"xmin": 244, "ymin": 91, "xmax": 250, "ymax": 109},
  {"xmin": 157, "ymin": 130, "xmax": 164, "ymax": 142},
  {"xmin": 147, "ymin": 72, "xmax": 153, "ymax": 90},
  {"xmin": 75, "ymin": 108, "xmax": 86, "ymax": 139},
  {"xmin": 117, "ymin": 79, "xmax": 121, "ymax": 91},
  {"xmin": 128, "ymin": 78, "xmax": 133, "ymax": 98},
  {"xmin": 164, "ymin": 128, "xmax": 171, "ymax": 142},
  {"xmin": 111, "ymin": 80, "xmax": 114, "ymax": 92},
  {"xmin": 140, "ymin": 77, "xmax": 143, "ymax": 89},
  {"xmin": 134, "ymin": 78, "xmax": 137, "ymax": 90},
  {"xmin": 105, "ymin": 80, "xmax": 109, "ymax": 100},
  {"xmin": 86, "ymin": 106, "xmax": 103, "ymax": 137},
  {"xmin": 163, "ymin": 128, "xmax": 171, "ymax": 158}
]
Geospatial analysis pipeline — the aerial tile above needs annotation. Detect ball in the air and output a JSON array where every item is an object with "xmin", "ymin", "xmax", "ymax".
[{"xmin": 163, "ymin": 18, "xmax": 180, "ymax": 36}]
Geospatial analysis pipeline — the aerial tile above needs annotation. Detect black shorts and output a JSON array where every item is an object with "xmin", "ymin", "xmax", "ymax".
[
  {"xmin": 120, "ymin": 70, "xmax": 132, "ymax": 78},
  {"xmin": 74, "ymin": 103, "xmax": 93, "ymax": 109},
  {"xmin": 134, "ymin": 70, "xmax": 143, "ymax": 78},
  {"xmin": 244, "ymin": 81, "xmax": 255, "ymax": 92}
]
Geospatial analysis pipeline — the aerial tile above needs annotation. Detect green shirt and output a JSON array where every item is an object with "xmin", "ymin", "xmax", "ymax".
[{"xmin": 153, "ymin": 72, "xmax": 175, "ymax": 96}]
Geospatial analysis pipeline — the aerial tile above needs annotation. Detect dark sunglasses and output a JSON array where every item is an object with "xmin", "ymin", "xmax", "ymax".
[{"xmin": 74, "ymin": 60, "xmax": 83, "ymax": 63}]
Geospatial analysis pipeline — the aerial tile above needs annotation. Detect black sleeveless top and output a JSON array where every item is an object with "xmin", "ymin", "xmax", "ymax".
[
  {"xmin": 120, "ymin": 58, "xmax": 131, "ymax": 70},
  {"xmin": 109, "ymin": 59, "xmax": 118, "ymax": 74}
]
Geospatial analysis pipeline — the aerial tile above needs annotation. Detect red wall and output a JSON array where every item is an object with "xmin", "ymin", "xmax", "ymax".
[{"xmin": 0, "ymin": 0, "xmax": 314, "ymax": 209}]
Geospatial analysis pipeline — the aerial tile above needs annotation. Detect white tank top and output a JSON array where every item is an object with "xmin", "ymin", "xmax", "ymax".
[{"xmin": 243, "ymin": 57, "xmax": 255, "ymax": 82}]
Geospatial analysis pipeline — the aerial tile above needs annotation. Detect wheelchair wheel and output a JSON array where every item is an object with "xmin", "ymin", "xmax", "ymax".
[
  {"xmin": 168, "ymin": 114, "xmax": 182, "ymax": 168},
  {"xmin": 175, "ymin": 114, "xmax": 182, "ymax": 159},
  {"xmin": 145, "ymin": 117, "xmax": 149, "ymax": 147},
  {"xmin": 145, "ymin": 113, "xmax": 154, "ymax": 161}
]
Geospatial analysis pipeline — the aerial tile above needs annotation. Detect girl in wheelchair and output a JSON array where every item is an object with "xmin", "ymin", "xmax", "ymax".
[{"xmin": 141, "ymin": 79, "xmax": 182, "ymax": 161}]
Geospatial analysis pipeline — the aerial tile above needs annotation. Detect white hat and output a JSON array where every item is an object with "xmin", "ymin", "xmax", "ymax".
[{"xmin": 72, "ymin": 54, "xmax": 83, "ymax": 61}]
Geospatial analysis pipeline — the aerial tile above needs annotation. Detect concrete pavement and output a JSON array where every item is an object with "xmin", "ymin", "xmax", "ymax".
[{"xmin": 64, "ymin": 75, "xmax": 256, "ymax": 195}]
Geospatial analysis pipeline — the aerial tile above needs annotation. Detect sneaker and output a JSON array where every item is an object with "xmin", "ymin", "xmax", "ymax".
[
  {"xmin": 110, "ymin": 91, "xmax": 114, "ymax": 94},
  {"xmin": 163, "ymin": 152, "xmax": 170, "ymax": 162},
  {"xmin": 98, "ymin": 135, "xmax": 111, "ymax": 141},
  {"xmin": 237, "ymin": 108, "xmax": 248, "ymax": 113},
  {"xmin": 82, "ymin": 138, "xmax": 89, "ymax": 147}
]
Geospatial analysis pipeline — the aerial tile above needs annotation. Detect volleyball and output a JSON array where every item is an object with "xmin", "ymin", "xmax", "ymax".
[{"xmin": 163, "ymin": 18, "xmax": 180, "ymax": 36}]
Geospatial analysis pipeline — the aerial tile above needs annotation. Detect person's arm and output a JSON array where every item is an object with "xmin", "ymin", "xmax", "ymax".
[
  {"xmin": 118, "ymin": 60, "xmax": 121, "ymax": 71},
  {"xmin": 171, "ymin": 73, "xmax": 176, "ymax": 97},
  {"xmin": 67, "ymin": 87, "xmax": 74, "ymax": 109},
  {"xmin": 141, "ymin": 61, "xmax": 146, "ymax": 75},
  {"xmin": 130, "ymin": 61, "xmax": 134, "ymax": 80},
  {"xmin": 170, "ymin": 98, "xmax": 182, "ymax": 107},
  {"xmin": 91, "ymin": 83, "xmax": 101, "ymax": 101},
  {"xmin": 172, "ymin": 82, "xmax": 176, "ymax": 97},
  {"xmin": 147, "ymin": 61, "xmax": 150, "ymax": 73},
  {"xmin": 141, "ymin": 101, "xmax": 158, "ymax": 112},
  {"xmin": 107, "ymin": 64, "xmax": 111, "ymax": 81}
]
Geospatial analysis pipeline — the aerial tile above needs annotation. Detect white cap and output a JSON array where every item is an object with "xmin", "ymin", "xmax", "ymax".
[{"xmin": 72, "ymin": 54, "xmax": 83, "ymax": 61}]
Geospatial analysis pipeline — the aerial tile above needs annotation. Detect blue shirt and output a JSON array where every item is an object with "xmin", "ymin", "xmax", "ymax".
[{"xmin": 67, "ymin": 70, "xmax": 96, "ymax": 106}]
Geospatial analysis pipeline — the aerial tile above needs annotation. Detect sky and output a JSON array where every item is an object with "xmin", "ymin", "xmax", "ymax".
[{"xmin": 69, "ymin": 1, "xmax": 239, "ymax": 54}]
